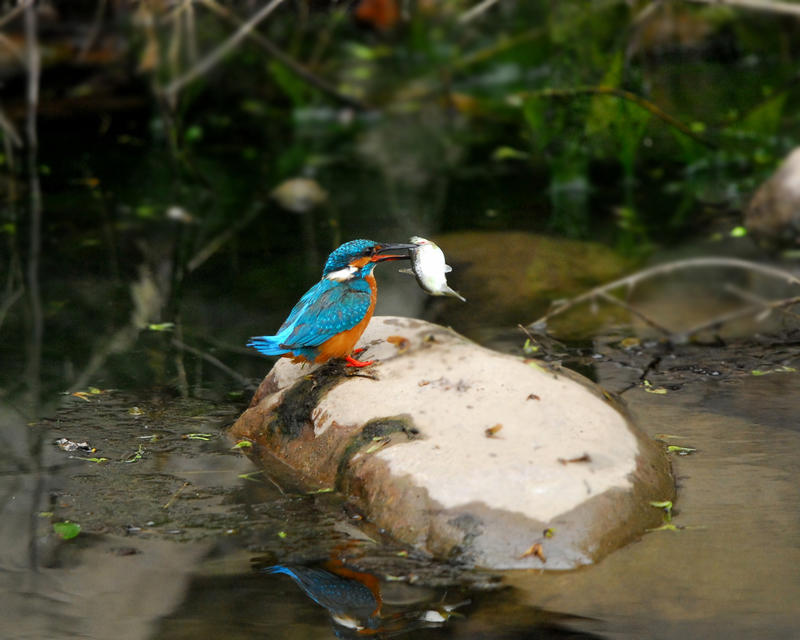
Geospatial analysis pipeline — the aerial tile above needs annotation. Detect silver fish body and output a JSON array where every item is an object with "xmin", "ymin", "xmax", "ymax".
[{"xmin": 400, "ymin": 236, "xmax": 466, "ymax": 302}]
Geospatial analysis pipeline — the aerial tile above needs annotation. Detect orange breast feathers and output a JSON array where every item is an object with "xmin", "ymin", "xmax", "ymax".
[{"xmin": 314, "ymin": 274, "xmax": 377, "ymax": 363}]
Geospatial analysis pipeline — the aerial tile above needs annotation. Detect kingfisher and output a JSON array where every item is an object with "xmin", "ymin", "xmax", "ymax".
[{"xmin": 248, "ymin": 239, "xmax": 416, "ymax": 367}]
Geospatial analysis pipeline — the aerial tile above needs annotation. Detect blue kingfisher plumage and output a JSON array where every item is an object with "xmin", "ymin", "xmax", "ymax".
[{"xmin": 248, "ymin": 239, "xmax": 416, "ymax": 367}]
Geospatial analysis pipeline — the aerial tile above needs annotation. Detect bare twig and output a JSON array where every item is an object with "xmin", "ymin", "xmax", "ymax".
[
  {"xmin": 23, "ymin": 0, "xmax": 42, "ymax": 410},
  {"xmin": 723, "ymin": 283, "xmax": 800, "ymax": 322},
  {"xmin": 198, "ymin": 0, "xmax": 366, "ymax": 109},
  {"xmin": 459, "ymin": 0, "xmax": 503, "ymax": 24},
  {"xmin": 0, "ymin": 287, "xmax": 23, "ymax": 333},
  {"xmin": 515, "ymin": 86, "xmax": 717, "ymax": 149},
  {"xmin": 184, "ymin": 0, "xmax": 198, "ymax": 63},
  {"xmin": 685, "ymin": 0, "xmax": 800, "ymax": 17},
  {"xmin": 78, "ymin": 0, "xmax": 108, "ymax": 60},
  {"xmin": 0, "ymin": 102, "xmax": 22, "ymax": 148},
  {"xmin": 595, "ymin": 290, "xmax": 673, "ymax": 336},
  {"xmin": 172, "ymin": 338, "xmax": 252, "ymax": 387},
  {"xmin": 675, "ymin": 295, "xmax": 800, "ymax": 342},
  {"xmin": 455, "ymin": 26, "xmax": 545, "ymax": 70},
  {"xmin": 162, "ymin": 482, "xmax": 190, "ymax": 509},
  {"xmin": 530, "ymin": 257, "xmax": 800, "ymax": 336},
  {"xmin": 0, "ymin": 0, "xmax": 34, "ymax": 29},
  {"xmin": 186, "ymin": 200, "xmax": 265, "ymax": 273},
  {"xmin": 163, "ymin": 0, "xmax": 287, "ymax": 99}
]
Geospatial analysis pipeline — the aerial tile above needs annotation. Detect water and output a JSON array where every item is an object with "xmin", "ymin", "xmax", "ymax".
[
  {"xmin": 3, "ymin": 278, "xmax": 800, "ymax": 639},
  {"xmin": 2, "ymin": 93, "xmax": 800, "ymax": 640}
]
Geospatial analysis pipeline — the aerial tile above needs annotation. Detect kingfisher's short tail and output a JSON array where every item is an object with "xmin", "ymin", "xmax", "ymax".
[{"xmin": 247, "ymin": 335, "xmax": 287, "ymax": 356}]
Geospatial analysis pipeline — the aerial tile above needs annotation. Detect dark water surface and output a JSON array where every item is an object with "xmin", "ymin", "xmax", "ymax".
[{"xmin": 3, "ymin": 313, "xmax": 800, "ymax": 639}]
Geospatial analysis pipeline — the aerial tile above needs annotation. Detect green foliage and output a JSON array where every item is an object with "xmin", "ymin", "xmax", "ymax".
[{"xmin": 53, "ymin": 521, "xmax": 81, "ymax": 540}]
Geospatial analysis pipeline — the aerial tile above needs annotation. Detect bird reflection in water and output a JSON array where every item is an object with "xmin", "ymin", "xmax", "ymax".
[{"xmin": 263, "ymin": 562, "xmax": 469, "ymax": 637}]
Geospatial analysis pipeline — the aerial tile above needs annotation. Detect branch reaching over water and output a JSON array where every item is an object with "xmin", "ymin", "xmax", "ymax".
[
  {"xmin": 163, "ymin": 0, "xmax": 287, "ymax": 100},
  {"xmin": 172, "ymin": 338, "xmax": 252, "ymax": 388},
  {"xmin": 198, "ymin": 0, "xmax": 367, "ymax": 109},
  {"xmin": 684, "ymin": 0, "xmax": 800, "ymax": 17},
  {"xmin": 514, "ymin": 86, "xmax": 717, "ymax": 149},
  {"xmin": 0, "ymin": 0, "xmax": 34, "ymax": 29},
  {"xmin": 0, "ymin": 102, "xmax": 21, "ymax": 148},
  {"xmin": 529, "ymin": 257, "xmax": 800, "ymax": 342},
  {"xmin": 459, "ymin": 0, "xmax": 502, "ymax": 24}
]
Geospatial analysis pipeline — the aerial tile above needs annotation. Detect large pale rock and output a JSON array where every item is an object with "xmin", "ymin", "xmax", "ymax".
[{"xmin": 231, "ymin": 317, "xmax": 673, "ymax": 570}]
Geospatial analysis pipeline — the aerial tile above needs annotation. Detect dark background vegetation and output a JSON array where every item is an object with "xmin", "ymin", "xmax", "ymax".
[{"xmin": 2, "ymin": 0, "xmax": 799, "ymax": 409}]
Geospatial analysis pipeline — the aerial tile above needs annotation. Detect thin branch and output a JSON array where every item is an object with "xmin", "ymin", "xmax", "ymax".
[
  {"xmin": 685, "ymin": 0, "xmax": 800, "ymax": 17},
  {"xmin": 530, "ymin": 257, "xmax": 800, "ymax": 330},
  {"xmin": 78, "ymin": 0, "xmax": 108, "ymax": 60},
  {"xmin": 162, "ymin": 0, "xmax": 287, "ymax": 100},
  {"xmin": 198, "ymin": 0, "xmax": 367, "ymax": 109},
  {"xmin": 459, "ymin": 0, "xmax": 502, "ymax": 24},
  {"xmin": 516, "ymin": 86, "xmax": 717, "ymax": 149},
  {"xmin": 723, "ymin": 283, "xmax": 800, "ymax": 322},
  {"xmin": 0, "ymin": 0, "xmax": 34, "ymax": 29},
  {"xmin": 185, "ymin": 200, "xmax": 265, "ymax": 273},
  {"xmin": 675, "ymin": 295, "xmax": 800, "ymax": 343},
  {"xmin": 23, "ymin": 0, "xmax": 42, "ymax": 410},
  {"xmin": 0, "ymin": 102, "xmax": 22, "ymax": 148},
  {"xmin": 172, "ymin": 338, "xmax": 252, "ymax": 388},
  {"xmin": 0, "ymin": 287, "xmax": 23, "ymax": 333},
  {"xmin": 184, "ymin": 0, "xmax": 198, "ymax": 63},
  {"xmin": 595, "ymin": 290, "xmax": 674, "ymax": 336},
  {"xmin": 455, "ymin": 26, "xmax": 545, "ymax": 70}
]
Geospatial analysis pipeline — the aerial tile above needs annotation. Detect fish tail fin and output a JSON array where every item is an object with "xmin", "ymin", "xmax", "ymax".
[{"xmin": 446, "ymin": 287, "xmax": 466, "ymax": 302}]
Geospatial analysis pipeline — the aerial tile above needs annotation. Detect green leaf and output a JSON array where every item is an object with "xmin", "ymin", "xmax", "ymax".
[
  {"xmin": 53, "ymin": 521, "xmax": 81, "ymax": 540},
  {"xmin": 147, "ymin": 322, "xmax": 175, "ymax": 332},
  {"xmin": 522, "ymin": 338, "xmax": 539, "ymax": 354},
  {"xmin": 124, "ymin": 445, "xmax": 145, "ymax": 463},
  {"xmin": 492, "ymin": 146, "xmax": 530, "ymax": 162},
  {"xmin": 184, "ymin": 125, "xmax": 203, "ymax": 142},
  {"xmin": 752, "ymin": 366, "xmax": 794, "ymax": 376},
  {"xmin": 643, "ymin": 380, "xmax": 667, "ymax": 394},
  {"xmin": 667, "ymin": 445, "xmax": 697, "ymax": 455}
]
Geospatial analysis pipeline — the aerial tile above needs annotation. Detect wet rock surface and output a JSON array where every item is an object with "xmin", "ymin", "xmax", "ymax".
[{"xmin": 232, "ymin": 316, "xmax": 674, "ymax": 570}]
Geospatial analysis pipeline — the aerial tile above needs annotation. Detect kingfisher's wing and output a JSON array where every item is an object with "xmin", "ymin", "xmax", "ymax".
[{"xmin": 278, "ymin": 278, "xmax": 372, "ymax": 348}]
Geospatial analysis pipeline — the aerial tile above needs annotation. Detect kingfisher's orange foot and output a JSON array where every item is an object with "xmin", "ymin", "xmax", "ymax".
[
  {"xmin": 345, "ymin": 354, "xmax": 374, "ymax": 368},
  {"xmin": 352, "ymin": 347, "xmax": 366, "ymax": 354}
]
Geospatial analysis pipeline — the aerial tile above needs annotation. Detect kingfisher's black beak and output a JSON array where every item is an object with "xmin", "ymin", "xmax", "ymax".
[{"xmin": 371, "ymin": 242, "xmax": 417, "ymax": 262}]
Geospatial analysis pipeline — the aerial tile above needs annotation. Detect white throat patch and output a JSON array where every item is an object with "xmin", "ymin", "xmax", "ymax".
[{"xmin": 325, "ymin": 265, "xmax": 357, "ymax": 282}]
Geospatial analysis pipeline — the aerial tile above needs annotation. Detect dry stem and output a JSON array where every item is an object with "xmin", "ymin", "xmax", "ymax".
[{"xmin": 530, "ymin": 257, "xmax": 800, "ymax": 342}]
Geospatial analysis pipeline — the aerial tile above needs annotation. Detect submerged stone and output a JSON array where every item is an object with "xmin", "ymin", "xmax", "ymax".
[
  {"xmin": 426, "ymin": 231, "xmax": 635, "ymax": 336},
  {"xmin": 231, "ymin": 316, "xmax": 673, "ymax": 570}
]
